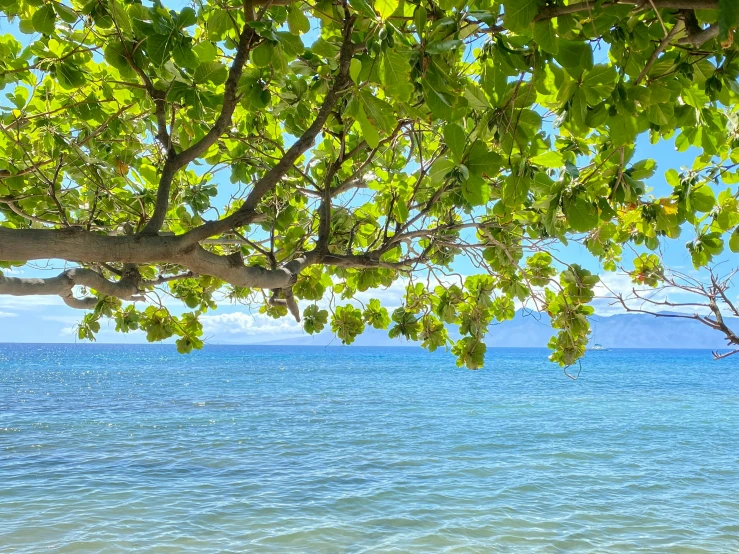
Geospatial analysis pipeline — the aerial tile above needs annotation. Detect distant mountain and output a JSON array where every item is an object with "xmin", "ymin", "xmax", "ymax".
[{"xmin": 254, "ymin": 310, "xmax": 738, "ymax": 350}]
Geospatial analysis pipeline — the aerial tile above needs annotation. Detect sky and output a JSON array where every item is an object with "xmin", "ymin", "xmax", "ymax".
[{"xmin": 1, "ymin": 4, "xmax": 737, "ymax": 345}]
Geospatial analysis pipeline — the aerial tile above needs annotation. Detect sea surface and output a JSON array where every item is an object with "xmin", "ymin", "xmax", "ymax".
[{"xmin": 0, "ymin": 345, "xmax": 737, "ymax": 553}]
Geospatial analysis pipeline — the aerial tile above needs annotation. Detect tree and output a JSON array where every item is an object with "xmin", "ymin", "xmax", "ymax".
[{"xmin": 0, "ymin": 0, "xmax": 738, "ymax": 366}]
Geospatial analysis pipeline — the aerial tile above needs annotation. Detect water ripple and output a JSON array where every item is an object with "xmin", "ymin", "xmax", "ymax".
[{"xmin": 0, "ymin": 344, "xmax": 737, "ymax": 552}]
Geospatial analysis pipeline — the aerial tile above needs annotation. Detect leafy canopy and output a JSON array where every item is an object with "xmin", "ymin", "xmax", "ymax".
[{"xmin": 0, "ymin": 0, "xmax": 738, "ymax": 366}]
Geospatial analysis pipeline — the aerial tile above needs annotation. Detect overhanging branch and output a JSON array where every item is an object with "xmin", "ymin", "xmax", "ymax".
[
  {"xmin": 0, "ymin": 227, "xmax": 317, "ymax": 301},
  {"xmin": 0, "ymin": 268, "xmax": 144, "ymax": 309}
]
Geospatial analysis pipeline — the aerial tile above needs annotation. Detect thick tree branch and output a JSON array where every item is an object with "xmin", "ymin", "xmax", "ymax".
[
  {"xmin": 0, "ymin": 227, "xmax": 317, "ymax": 292},
  {"xmin": 0, "ymin": 268, "xmax": 144, "ymax": 309},
  {"xmin": 678, "ymin": 23, "xmax": 719, "ymax": 47}
]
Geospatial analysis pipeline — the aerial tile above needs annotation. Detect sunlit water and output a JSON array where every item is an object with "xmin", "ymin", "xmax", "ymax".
[{"xmin": 0, "ymin": 344, "xmax": 737, "ymax": 553}]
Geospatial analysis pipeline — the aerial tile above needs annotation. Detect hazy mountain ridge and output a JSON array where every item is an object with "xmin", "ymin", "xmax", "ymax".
[{"xmin": 253, "ymin": 311, "xmax": 739, "ymax": 349}]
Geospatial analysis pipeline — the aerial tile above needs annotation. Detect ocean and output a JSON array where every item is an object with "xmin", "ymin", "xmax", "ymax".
[{"xmin": 0, "ymin": 344, "xmax": 737, "ymax": 553}]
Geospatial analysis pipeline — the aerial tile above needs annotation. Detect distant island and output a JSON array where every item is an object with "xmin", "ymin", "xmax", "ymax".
[{"xmin": 252, "ymin": 311, "xmax": 739, "ymax": 351}]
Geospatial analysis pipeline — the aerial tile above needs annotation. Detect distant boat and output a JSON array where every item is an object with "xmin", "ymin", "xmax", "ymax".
[{"xmin": 589, "ymin": 343, "xmax": 608, "ymax": 351}]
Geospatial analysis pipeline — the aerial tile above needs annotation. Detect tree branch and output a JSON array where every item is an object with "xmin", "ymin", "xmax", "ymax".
[
  {"xmin": 0, "ymin": 268, "xmax": 144, "ymax": 309},
  {"xmin": 181, "ymin": 13, "xmax": 357, "ymax": 243},
  {"xmin": 636, "ymin": 20, "xmax": 684, "ymax": 85},
  {"xmin": 678, "ymin": 23, "xmax": 719, "ymax": 47},
  {"xmin": 0, "ymin": 199, "xmax": 60, "ymax": 226},
  {"xmin": 140, "ymin": 22, "xmax": 257, "ymax": 235},
  {"xmin": 0, "ymin": 227, "xmax": 316, "ymax": 292}
]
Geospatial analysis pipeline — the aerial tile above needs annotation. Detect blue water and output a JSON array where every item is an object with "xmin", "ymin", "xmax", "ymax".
[{"xmin": 0, "ymin": 345, "xmax": 737, "ymax": 553}]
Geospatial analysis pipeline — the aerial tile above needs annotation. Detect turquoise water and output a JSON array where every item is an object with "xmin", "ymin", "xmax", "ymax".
[{"xmin": 0, "ymin": 345, "xmax": 737, "ymax": 553}]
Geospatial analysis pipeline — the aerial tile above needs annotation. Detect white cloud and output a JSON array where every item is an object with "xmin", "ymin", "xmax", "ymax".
[
  {"xmin": 0, "ymin": 311, "xmax": 18, "ymax": 318},
  {"xmin": 200, "ymin": 311, "xmax": 303, "ymax": 336},
  {"xmin": 591, "ymin": 273, "xmax": 647, "ymax": 315}
]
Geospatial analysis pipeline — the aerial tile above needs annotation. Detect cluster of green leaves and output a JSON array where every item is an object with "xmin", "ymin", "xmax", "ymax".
[
  {"xmin": 545, "ymin": 265, "xmax": 599, "ymax": 366},
  {"xmin": 1, "ymin": 0, "xmax": 738, "ymax": 368},
  {"xmin": 77, "ymin": 296, "xmax": 204, "ymax": 353}
]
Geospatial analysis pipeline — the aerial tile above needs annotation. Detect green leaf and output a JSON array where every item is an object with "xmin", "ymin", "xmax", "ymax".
[
  {"xmin": 363, "ymin": 299, "xmax": 390, "ymax": 329},
  {"xmin": 689, "ymin": 185, "xmax": 715, "ymax": 212},
  {"xmin": 174, "ymin": 42, "xmax": 200, "ymax": 69},
  {"xmin": 55, "ymin": 4, "xmax": 78, "ymax": 23},
  {"xmin": 375, "ymin": 0, "xmax": 399, "ymax": 19},
  {"xmin": 646, "ymin": 103, "xmax": 674, "ymax": 126},
  {"xmin": 425, "ymin": 39, "xmax": 464, "ymax": 54},
  {"xmin": 608, "ymin": 114, "xmax": 638, "ymax": 146},
  {"xmin": 193, "ymin": 41, "xmax": 217, "ymax": 63},
  {"xmin": 503, "ymin": 0, "xmax": 540, "ymax": 33},
  {"xmin": 729, "ymin": 227, "xmax": 739, "ymax": 253},
  {"xmin": 176, "ymin": 7, "xmax": 197, "ymax": 28},
  {"xmin": 466, "ymin": 143, "xmax": 502, "ymax": 176},
  {"xmin": 303, "ymin": 304, "xmax": 328, "ymax": 334},
  {"xmin": 359, "ymin": 91, "xmax": 395, "ymax": 133},
  {"xmin": 464, "ymin": 83, "xmax": 490, "ymax": 110},
  {"xmin": 502, "ymin": 174, "xmax": 530, "ymax": 206},
  {"xmin": 665, "ymin": 168, "xmax": 681, "ymax": 187},
  {"xmin": 252, "ymin": 41, "xmax": 274, "ymax": 68},
  {"xmin": 380, "ymin": 50, "xmax": 413, "ymax": 103},
  {"xmin": 355, "ymin": 104, "xmax": 380, "ymax": 148},
  {"xmin": 422, "ymin": 81, "xmax": 455, "ymax": 121},
  {"xmin": 287, "ymin": 6, "xmax": 310, "ymax": 35},
  {"xmin": 176, "ymin": 336, "xmax": 203, "ymax": 354},
  {"xmin": 443, "ymin": 123, "xmax": 466, "ymax": 163},
  {"xmin": 109, "ymin": 0, "xmax": 133, "ymax": 35},
  {"xmin": 530, "ymin": 151, "xmax": 563, "ymax": 168},
  {"xmin": 482, "ymin": 61, "xmax": 508, "ymax": 106},
  {"xmin": 420, "ymin": 315, "xmax": 448, "ymax": 352},
  {"xmin": 429, "ymin": 156, "xmax": 455, "ymax": 185},
  {"xmin": 31, "ymin": 4, "xmax": 56, "ymax": 34},
  {"xmin": 194, "ymin": 61, "xmax": 227, "ymax": 84},
  {"xmin": 103, "ymin": 42, "xmax": 133, "ymax": 74},
  {"xmin": 452, "ymin": 337, "xmax": 486, "ymax": 369},
  {"xmin": 462, "ymin": 174, "xmax": 489, "ymax": 206},
  {"xmin": 393, "ymin": 199, "xmax": 409, "ymax": 223},
  {"xmin": 533, "ymin": 20, "xmax": 558, "ymax": 54},
  {"xmin": 331, "ymin": 305, "xmax": 365, "ymax": 344},
  {"xmin": 276, "ymin": 32, "xmax": 304, "ymax": 56},
  {"xmin": 206, "ymin": 11, "xmax": 231, "ymax": 40},
  {"xmin": 581, "ymin": 64, "xmax": 618, "ymax": 104},
  {"xmin": 146, "ymin": 34, "xmax": 175, "ymax": 66},
  {"xmin": 564, "ymin": 196, "xmax": 599, "ymax": 232},
  {"xmin": 57, "ymin": 62, "xmax": 86, "ymax": 88},
  {"xmin": 555, "ymin": 40, "xmax": 593, "ymax": 72},
  {"xmin": 388, "ymin": 307, "xmax": 421, "ymax": 340},
  {"xmin": 350, "ymin": 58, "xmax": 362, "ymax": 84},
  {"xmin": 349, "ymin": 0, "xmax": 376, "ymax": 17}
]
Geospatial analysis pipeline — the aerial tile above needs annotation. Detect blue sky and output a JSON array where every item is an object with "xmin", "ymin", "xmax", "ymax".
[{"xmin": 1, "ymin": 4, "xmax": 736, "ymax": 344}]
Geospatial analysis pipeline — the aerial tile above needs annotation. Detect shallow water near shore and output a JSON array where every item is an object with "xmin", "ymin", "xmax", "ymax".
[{"xmin": 1, "ymin": 344, "xmax": 737, "ymax": 553}]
